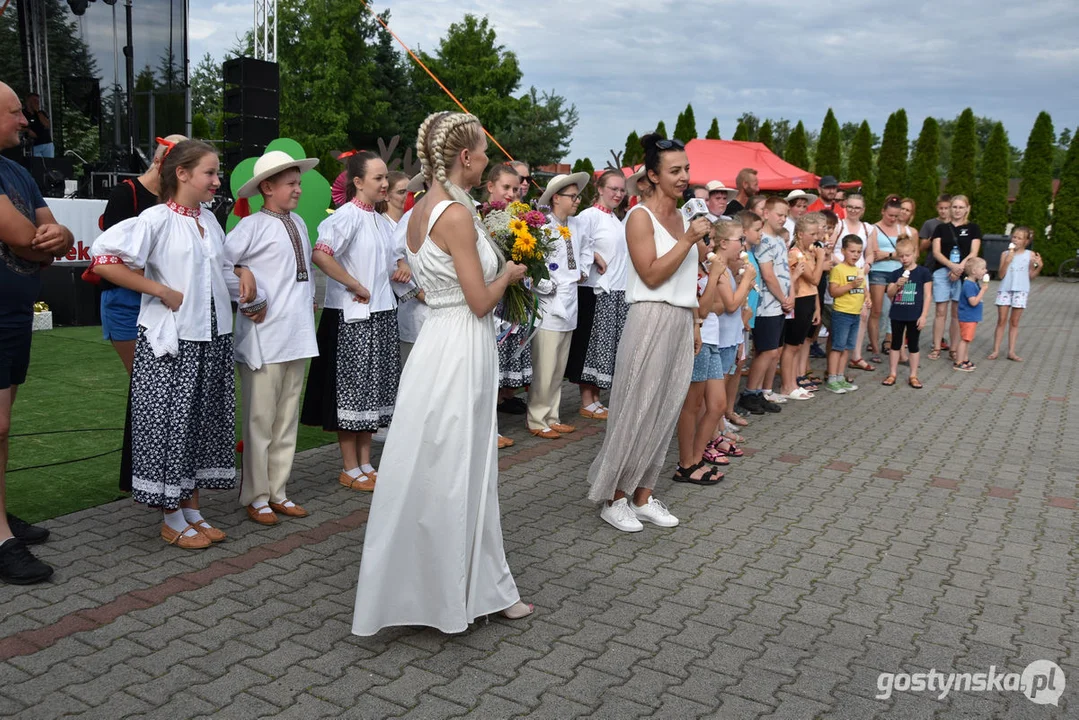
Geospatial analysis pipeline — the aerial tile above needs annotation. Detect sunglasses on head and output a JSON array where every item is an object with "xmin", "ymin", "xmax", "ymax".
[{"xmin": 655, "ymin": 138, "xmax": 685, "ymax": 150}]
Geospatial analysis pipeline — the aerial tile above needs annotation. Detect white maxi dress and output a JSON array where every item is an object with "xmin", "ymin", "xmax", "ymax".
[{"xmin": 352, "ymin": 200, "xmax": 521, "ymax": 635}]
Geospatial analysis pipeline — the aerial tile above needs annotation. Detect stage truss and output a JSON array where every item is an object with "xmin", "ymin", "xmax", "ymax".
[{"xmin": 253, "ymin": 0, "xmax": 277, "ymax": 62}]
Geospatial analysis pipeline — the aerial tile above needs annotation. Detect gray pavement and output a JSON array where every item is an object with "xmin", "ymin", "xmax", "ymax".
[{"xmin": 1, "ymin": 276, "xmax": 1077, "ymax": 719}]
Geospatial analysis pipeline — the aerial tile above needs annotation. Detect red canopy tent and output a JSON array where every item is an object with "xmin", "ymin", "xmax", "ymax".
[{"xmin": 604, "ymin": 139, "xmax": 860, "ymax": 191}]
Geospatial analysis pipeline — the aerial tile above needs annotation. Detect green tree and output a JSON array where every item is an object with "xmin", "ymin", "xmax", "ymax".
[
  {"xmin": 908, "ymin": 117, "xmax": 942, "ymax": 227},
  {"xmin": 875, "ymin": 109, "xmax": 909, "ymax": 208},
  {"xmin": 945, "ymin": 108, "xmax": 977, "ymax": 197},
  {"xmin": 624, "ymin": 130, "xmax": 643, "ymax": 167},
  {"xmin": 769, "ymin": 118, "xmax": 792, "ymax": 157},
  {"xmin": 1012, "ymin": 111, "xmax": 1056, "ymax": 244},
  {"xmin": 975, "ymin": 122, "xmax": 1010, "ymax": 235},
  {"xmin": 757, "ymin": 120, "xmax": 774, "ymax": 151},
  {"xmin": 736, "ymin": 112, "xmax": 760, "ymax": 140},
  {"xmin": 500, "ymin": 87, "xmax": 579, "ymax": 167},
  {"xmin": 705, "ymin": 117, "xmax": 720, "ymax": 140},
  {"xmin": 785, "ymin": 121, "xmax": 809, "ymax": 169},
  {"xmin": 571, "ymin": 157, "xmax": 597, "ymax": 207},
  {"xmin": 732, "ymin": 120, "xmax": 750, "ymax": 142},
  {"xmin": 654, "ymin": 120, "xmax": 668, "ymax": 138},
  {"xmin": 847, "ymin": 120, "xmax": 875, "ymax": 200},
  {"xmin": 673, "ymin": 103, "xmax": 697, "ymax": 144},
  {"xmin": 1047, "ymin": 130, "xmax": 1079, "ymax": 272},
  {"xmin": 814, "ymin": 108, "xmax": 842, "ymax": 179},
  {"xmin": 190, "ymin": 52, "xmax": 223, "ymax": 136}
]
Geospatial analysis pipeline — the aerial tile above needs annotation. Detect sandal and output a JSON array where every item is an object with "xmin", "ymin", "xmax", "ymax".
[
  {"xmin": 709, "ymin": 437, "xmax": 744, "ymax": 457},
  {"xmin": 672, "ymin": 462, "xmax": 722, "ymax": 485},
  {"xmin": 948, "ymin": 349, "xmax": 958, "ymax": 362},
  {"xmin": 702, "ymin": 447, "xmax": 730, "ymax": 466},
  {"xmin": 881, "ymin": 375, "xmax": 897, "ymax": 386},
  {"xmin": 869, "ymin": 352, "xmax": 882, "ymax": 364},
  {"xmin": 848, "ymin": 358, "xmax": 875, "ymax": 371},
  {"xmin": 928, "ymin": 348, "xmax": 941, "ymax": 360},
  {"xmin": 726, "ymin": 413, "xmax": 749, "ymax": 427},
  {"xmin": 908, "ymin": 377, "xmax": 923, "ymax": 389},
  {"xmin": 881, "ymin": 340, "xmax": 891, "ymax": 355}
]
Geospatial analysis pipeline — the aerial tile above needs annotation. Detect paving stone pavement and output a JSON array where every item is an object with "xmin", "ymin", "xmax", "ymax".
[{"xmin": 1, "ymin": 277, "xmax": 1076, "ymax": 719}]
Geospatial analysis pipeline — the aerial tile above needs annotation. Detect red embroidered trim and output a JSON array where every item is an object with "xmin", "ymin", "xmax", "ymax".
[
  {"xmin": 351, "ymin": 198, "xmax": 375, "ymax": 212},
  {"xmin": 592, "ymin": 203, "xmax": 613, "ymax": 215},
  {"xmin": 89, "ymin": 255, "xmax": 124, "ymax": 270},
  {"xmin": 313, "ymin": 242, "xmax": 335, "ymax": 257},
  {"xmin": 166, "ymin": 199, "xmax": 200, "ymax": 218}
]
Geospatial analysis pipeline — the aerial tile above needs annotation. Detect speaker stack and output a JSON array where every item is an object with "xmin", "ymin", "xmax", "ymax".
[{"xmin": 222, "ymin": 57, "xmax": 280, "ymax": 171}]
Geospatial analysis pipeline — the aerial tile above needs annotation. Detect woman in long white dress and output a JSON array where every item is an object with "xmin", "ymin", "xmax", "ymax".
[{"xmin": 353, "ymin": 111, "xmax": 532, "ymax": 635}]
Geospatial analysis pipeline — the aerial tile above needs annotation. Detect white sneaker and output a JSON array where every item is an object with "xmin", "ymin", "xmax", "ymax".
[
  {"xmin": 600, "ymin": 498, "xmax": 644, "ymax": 532},
  {"xmin": 763, "ymin": 390, "xmax": 788, "ymax": 404},
  {"xmin": 631, "ymin": 497, "xmax": 679, "ymax": 528}
]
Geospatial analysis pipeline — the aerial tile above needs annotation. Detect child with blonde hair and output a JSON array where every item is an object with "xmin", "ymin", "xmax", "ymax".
[
  {"xmin": 955, "ymin": 256, "xmax": 989, "ymax": 372},
  {"xmin": 988, "ymin": 226, "xmax": 1043, "ymax": 361}
]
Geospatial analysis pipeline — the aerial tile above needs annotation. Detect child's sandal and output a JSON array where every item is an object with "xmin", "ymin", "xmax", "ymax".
[
  {"xmin": 881, "ymin": 375, "xmax": 897, "ymax": 386},
  {"xmin": 927, "ymin": 348, "xmax": 942, "ymax": 360},
  {"xmin": 908, "ymin": 377, "xmax": 923, "ymax": 389}
]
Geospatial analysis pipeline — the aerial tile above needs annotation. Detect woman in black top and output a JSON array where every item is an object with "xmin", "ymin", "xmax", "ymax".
[{"xmin": 929, "ymin": 195, "xmax": 981, "ymax": 360}]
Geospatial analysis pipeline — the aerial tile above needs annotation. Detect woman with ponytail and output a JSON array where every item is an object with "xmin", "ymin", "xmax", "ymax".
[{"xmin": 353, "ymin": 112, "xmax": 532, "ymax": 635}]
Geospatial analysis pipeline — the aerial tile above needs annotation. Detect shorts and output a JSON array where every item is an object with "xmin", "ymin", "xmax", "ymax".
[
  {"xmin": 959, "ymin": 321, "xmax": 978, "ymax": 343},
  {"xmin": 890, "ymin": 320, "xmax": 922, "ymax": 354},
  {"xmin": 830, "ymin": 311, "xmax": 861, "ymax": 352},
  {"xmin": 783, "ymin": 295, "xmax": 816, "ymax": 346},
  {"xmin": 718, "ymin": 345, "xmax": 738, "ymax": 376},
  {"xmin": 0, "ymin": 324, "xmax": 33, "ymax": 389},
  {"xmin": 868, "ymin": 270, "xmax": 893, "ymax": 287},
  {"xmin": 101, "ymin": 287, "xmax": 142, "ymax": 342},
  {"xmin": 691, "ymin": 343, "xmax": 725, "ymax": 382},
  {"xmin": 932, "ymin": 268, "xmax": 962, "ymax": 303},
  {"xmin": 820, "ymin": 303, "xmax": 833, "ymax": 329},
  {"xmin": 995, "ymin": 290, "xmax": 1028, "ymax": 309},
  {"xmin": 752, "ymin": 314, "xmax": 785, "ymax": 353}
]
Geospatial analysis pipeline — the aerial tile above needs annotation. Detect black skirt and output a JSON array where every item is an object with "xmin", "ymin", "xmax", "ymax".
[
  {"xmin": 564, "ymin": 286, "xmax": 597, "ymax": 383},
  {"xmin": 301, "ymin": 309, "xmax": 343, "ymax": 431}
]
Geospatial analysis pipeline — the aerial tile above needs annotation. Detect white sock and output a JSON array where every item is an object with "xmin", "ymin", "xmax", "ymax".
[
  {"xmin": 164, "ymin": 510, "xmax": 199, "ymax": 537},
  {"xmin": 251, "ymin": 501, "xmax": 273, "ymax": 515},
  {"xmin": 585, "ymin": 402, "xmax": 601, "ymax": 412},
  {"xmin": 181, "ymin": 508, "xmax": 205, "ymax": 525},
  {"xmin": 360, "ymin": 463, "xmax": 375, "ymax": 475},
  {"xmin": 345, "ymin": 467, "xmax": 361, "ymax": 479},
  {"xmin": 278, "ymin": 500, "xmax": 296, "ymax": 508}
]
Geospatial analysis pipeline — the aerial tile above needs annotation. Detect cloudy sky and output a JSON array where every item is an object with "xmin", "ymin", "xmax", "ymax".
[{"xmin": 188, "ymin": 0, "xmax": 1079, "ymax": 165}]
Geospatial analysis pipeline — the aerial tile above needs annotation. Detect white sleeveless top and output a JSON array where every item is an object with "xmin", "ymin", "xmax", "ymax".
[
  {"xmin": 624, "ymin": 205, "xmax": 698, "ymax": 309},
  {"xmin": 999, "ymin": 249, "xmax": 1031, "ymax": 293}
]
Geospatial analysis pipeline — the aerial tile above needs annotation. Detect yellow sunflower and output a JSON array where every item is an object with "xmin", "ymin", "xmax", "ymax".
[
  {"xmin": 509, "ymin": 218, "xmax": 528, "ymax": 236},
  {"xmin": 559, "ymin": 225, "xmax": 572, "ymax": 240},
  {"xmin": 513, "ymin": 232, "xmax": 537, "ymax": 256}
]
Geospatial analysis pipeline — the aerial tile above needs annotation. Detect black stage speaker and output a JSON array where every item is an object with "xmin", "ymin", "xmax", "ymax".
[{"xmin": 222, "ymin": 57, "xmax": 279, "ymax": 172}]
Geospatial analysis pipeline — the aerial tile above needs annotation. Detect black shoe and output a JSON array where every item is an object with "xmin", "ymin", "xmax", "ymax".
[
  {"xmin": 0, "ymin": 538, "xmax": 54, "ymax": 585},
  {"xmin": 739, "ymin": 393, "xmax": 766, "ymax": 415},
  {"xmin": 7, "ymin": 513, "xmax": 49, "ymax": 545},
  {"xmin": 759, "ymin": 396, "xmax": 782, "ymax": 413},
  {"xmin": 497, "ymin": 396, "xmax": 528, "ymax": 415},
  {"xmin": 809, "ymin": 342, "xmax": 826, "ymax": 358}
]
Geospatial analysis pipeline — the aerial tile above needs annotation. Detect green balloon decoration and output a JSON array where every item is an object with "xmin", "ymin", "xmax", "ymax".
[{"xmin": 225, "ymin": 138, "xmax": 333, "ymax": 245}]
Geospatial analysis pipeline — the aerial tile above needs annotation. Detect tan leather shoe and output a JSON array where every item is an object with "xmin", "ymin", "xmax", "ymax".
[
  {"xmin": 268, "ymin": 501, "xmax": 308, "ymax": 518},
  {"xmin": 161, "ymin": 523, "xmax": 212, "ymax": 549},
  {"xmin": 529, "ymin": 428, "xmax": 561, "ymax": 440},
  {"xmin": 549, "ymin": 423, "xmax": 576, "ymax": 434},
  {"xmin": 497, "ymin": 435, "xmax": 515, "ymax": 449},
  {"xmin": 192, "ymin": 520, "xmax": 227, "ymax": 542},
  {"xmin": 339, "ymin": 471, "xmax": 376, "ymax": 492},
  {"xmin": 579, "ymin": 406, "xmax": 608, "ymax": 420},
  {"xmin": 246, "ymin": 504, "xmax": 279, "ymax": 525}
]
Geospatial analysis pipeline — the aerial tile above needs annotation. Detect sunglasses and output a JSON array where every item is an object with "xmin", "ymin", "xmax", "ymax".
[
  {"xmin": 655, "ymin": 138, "xmax": 685, "ymax": 150},
  {"xmin": 519, "ymin": 176, "xmax": 531, "ymax": 183}
]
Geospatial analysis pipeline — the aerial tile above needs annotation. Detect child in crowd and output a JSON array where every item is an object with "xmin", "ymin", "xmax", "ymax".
[
  {"xmin": 883, "ymin": 237, "xmax": 932, "ymax": 388},
  {"xmin": 988, "ymin": 226, "xmax": 1043, "ymax": 362},
  {"xmin": 727, "ymin": 210, "xmax": 762, "ymax": 427},
  {"xmin": 955, "ymin": 256, "xmax": 989, "ymax": 372},
  {"xmin": 825, "ymin": 235, "xmax": 866, "ymax": 394}
]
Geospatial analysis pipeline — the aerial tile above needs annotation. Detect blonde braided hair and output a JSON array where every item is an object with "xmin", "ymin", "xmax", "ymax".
[{"xmin": 415, "ymin": 111, "xmax": 450, "ymax": 187}]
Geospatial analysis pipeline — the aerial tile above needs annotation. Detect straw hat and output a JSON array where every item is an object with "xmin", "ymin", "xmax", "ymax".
[
  {"xmin": 784, "ymin": 189, "xmax": 818, "ymax": 206},
  {"xmin": 705, "ymin": 180, "xmax": 737, "ymax": 198},
  {"xmin": 237, "ymin": 150, "xmax": 319, "ymax": 199},
  {"xmin": 538, "ymin": 172, "xmax": 590, "ymax": 208},
  {"xmin": 624, "ymin": 167, "xmax": 647, "ymax": 198}
]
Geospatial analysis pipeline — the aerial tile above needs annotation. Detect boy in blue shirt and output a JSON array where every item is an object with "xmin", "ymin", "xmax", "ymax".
[{"xmin": 955, "ymin": 257, "xmax": 989, "ymax": 372}]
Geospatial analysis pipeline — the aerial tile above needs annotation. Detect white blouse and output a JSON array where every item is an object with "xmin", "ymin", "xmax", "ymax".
[
  {"xmin": 224, "ymin": 210, "xmax": 319, "ymax": 370},
  {"xmin": 90, "ymin": 203, "xmax": 253, "ymax": 357},
  {"xmin": 313, "ymin": 200, "xmax": 397, "ymax": 321},
  {"xmin": 536, "ymin": 215, "xmax": 583, "ymax": 332},
  {"xmin": 623, "ymin": 205, "xmax": 698, "ymax": 309},
  {"xmin": 577, "ymin": 205, "xmax": 629, "ymax": 294}
]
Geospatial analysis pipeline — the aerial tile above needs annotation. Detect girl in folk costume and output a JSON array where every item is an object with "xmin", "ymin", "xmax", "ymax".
[
  {"xmin": 300, "ymin": 151, "xmax": 406, "ymax": 492},
  {"xmin": 527, "ymin": 172, "xmax": 588, "ymax": 439},
  {"xmin": 89, "ymin": 140, "xmax": 263, "ymax": 548},
  {"xmin": 390, "ymin": 173, "xmax": 430, "ymax": 367},
  {"xmin": 569, "ymin": 169, "xmax": 630, "ymax": 419},
  {"xmin": 225, "ymin": 151, "xmax": 320, "ymax": 525},
  {"xmin": 377, "ymin": 171, "xmax": 410, "ymax": 227},
  {"xmin": 484, "ymin": 163, "xmax": 525, "ymax": 448},
  {"xmin": 353, "ymin": 111, "xmax": 532, "ymax": 635}
]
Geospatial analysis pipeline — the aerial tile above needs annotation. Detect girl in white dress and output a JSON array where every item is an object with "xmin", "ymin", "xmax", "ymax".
[{"xmin": 353, "ymin": 111, "xmax": 532, "ymax": 635}]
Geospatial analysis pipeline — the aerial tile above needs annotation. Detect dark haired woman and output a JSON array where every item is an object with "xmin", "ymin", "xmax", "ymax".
[
  {"xmin": 586, "ymin": 135, "xmax": 712, "ymax": 532},
  {"xmin": 301, "ymin": 151, "xmax": 403, "ymax": 492},
  {"xmin": 865, "ymin": 196, "xmax": 904, "ymax": 363},
  {"xmin": 90, "ymin": 140, "xmax": 261, "ymax": 548},
  {"xmin": 568, "ymin": 169, "xmax": 629, "ymax": 419}
]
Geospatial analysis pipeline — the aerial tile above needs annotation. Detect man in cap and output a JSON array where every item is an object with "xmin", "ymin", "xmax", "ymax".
[{"xmin": 807, "ymin": 176, "xmax": 846, "ymax": 219}]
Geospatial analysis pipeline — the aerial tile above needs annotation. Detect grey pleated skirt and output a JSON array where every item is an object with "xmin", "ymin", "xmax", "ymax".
[{"xmin": 586, "ymin": 301, "xmax": 695, "ymax": 502}]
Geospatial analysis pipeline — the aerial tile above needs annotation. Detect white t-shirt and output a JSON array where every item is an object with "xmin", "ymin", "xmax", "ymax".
[{"xmin": 696, "ymin": 273, "xmax": 720, "ymax": 346}]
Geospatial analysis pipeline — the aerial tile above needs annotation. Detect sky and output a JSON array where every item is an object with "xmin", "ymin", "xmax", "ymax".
[{"xmin": 187, "ymin": 0, "xmax": 1079, "ymax": 167}]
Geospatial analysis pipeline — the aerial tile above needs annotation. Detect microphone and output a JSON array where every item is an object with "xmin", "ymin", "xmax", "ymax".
[{"xmin": 681, "ymin": 197, "xmax": 711, "ymax": 244}]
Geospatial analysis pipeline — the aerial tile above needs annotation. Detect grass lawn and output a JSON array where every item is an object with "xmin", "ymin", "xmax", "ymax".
[{"xmin": 7, "ymin": 325, "xmax": 337, "ymax": 524}]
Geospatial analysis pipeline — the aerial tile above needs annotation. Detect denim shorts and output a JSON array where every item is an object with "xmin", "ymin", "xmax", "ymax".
[
  {"xmin": 932, "ymin": 268, "xmax": 962, "ymax": 303},
  {"xmin": 691, "ymin": 343, "xmax": 726, "ymax": 382},
  {"xmin": 868, "ymin": 270, "xmax": 893, "ymax": 286},
  {"xmin": 101, "ymin": 287, "xmax": 142, "ymax": 341},
  {"xmin": 830, "ymin": 311, "xmax": 861, "ymax": 351},
  {"xmin": 718, "ymin": 344, "xmax": 738, "ymax": 376}
]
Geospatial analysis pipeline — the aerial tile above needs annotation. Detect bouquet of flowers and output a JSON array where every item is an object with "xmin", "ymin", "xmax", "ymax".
[{"xmin": 479, "ymin": 200, "xmax": 557, "ymax": 340}]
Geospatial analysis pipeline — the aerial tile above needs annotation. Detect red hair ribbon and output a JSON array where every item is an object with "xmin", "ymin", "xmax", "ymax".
[
  {"xmin": 155, "ymin": 136, "xmax": 177, "ymax": 158},
  {"xmin": 233, "ymin": 197, "xmax": 251, "ymax": 218}
]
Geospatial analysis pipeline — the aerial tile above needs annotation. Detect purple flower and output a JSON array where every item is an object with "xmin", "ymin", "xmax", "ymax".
[
  {"xmin": 523, "ymin": 210, "xmax": 547, "ymax": 228},
  {"xmin": 549, "ymin": 263, "xmax": 559, "ymax": 271}
]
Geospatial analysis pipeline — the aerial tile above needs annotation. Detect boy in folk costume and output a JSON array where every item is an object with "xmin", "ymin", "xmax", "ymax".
[{"xmin": 226, "ymin": 151, "xmax": 320, "ymax": 525}]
